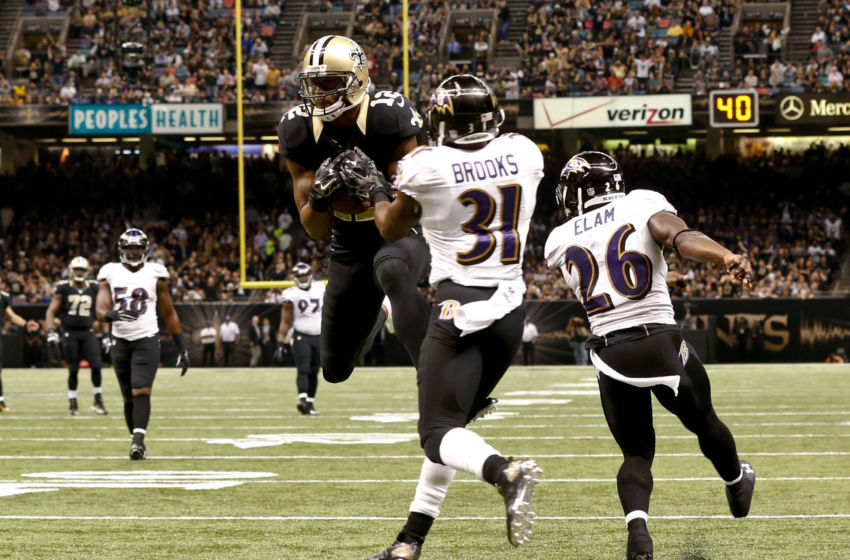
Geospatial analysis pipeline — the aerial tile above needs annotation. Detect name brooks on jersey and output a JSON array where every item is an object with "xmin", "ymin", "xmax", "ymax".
[{"xmin": 450, "ymin": 153, "xmax": 519, "ymax": 184}]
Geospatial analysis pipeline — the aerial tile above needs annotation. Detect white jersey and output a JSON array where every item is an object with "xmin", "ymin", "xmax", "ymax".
[
  {"xmin": 282, "ymin": 281, "xmax": 325, "ymax": 335},
  {"xmin": 544, "ymin": 189, "xmax": 676, "ymax": 336},
  {"xmin": 396, "ymin": 133, "xmax": 544, "ymax": 287},
  {"xmin": 97, "ymin": 261, "xmax": 169, "ymax": 341}
]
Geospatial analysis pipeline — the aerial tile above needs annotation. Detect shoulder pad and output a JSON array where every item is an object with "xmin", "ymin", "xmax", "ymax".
[
  {"xmin": 56, "ymin": 280, "xmax": 69, "ymax": 287},
  {"xmin": 369, "ymin": 91, "xmax": 423, "ymax": 139},
  {"xmin": 279, "ymin": 105, "xmax": 312, "ymax": 151}
]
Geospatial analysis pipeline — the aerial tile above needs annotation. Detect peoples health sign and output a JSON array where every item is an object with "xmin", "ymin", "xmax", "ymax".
[
  {"xmin": 534, "ymin": 94, "xmax": 692, "ymax": 129},
  {"xmin": 69, "ymin": 103, "xmax": 224, "ymax": 135}
]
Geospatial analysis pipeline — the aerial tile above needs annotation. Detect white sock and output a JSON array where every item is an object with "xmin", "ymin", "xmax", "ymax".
[
  {"xmin": 306, "ymin": 397, "xmax": 314, "ymax": 403},
  {"xmin": 133, "ymin": 428, "xmax": 146, "ymax": 435},
  {"xmin": 409, "ymin": 457, "xmax": 456, "ymax": 519},
  {"xmin": 625, "ymin": 510, "xmax": 649, "ymax": 526},
  {"xmin": 298, "ymin": 393, "xmax": 307, "ymax": 400},
  {"xmin": 724, "ymin": 468, "xmax": 743, "ymax": 485},
  {"xmin": 438, "ymin": 427, "xmax": 501, "ymax": 481},
  {"xmin": 93, "ymin": 387, "xmax": 103, "ymax": 395},
  {"xmin": 68, "ymin": 390, "xmax": 78, "ymax": 399}
]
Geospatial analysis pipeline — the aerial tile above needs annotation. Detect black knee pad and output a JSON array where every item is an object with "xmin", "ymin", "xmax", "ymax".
[{"xmin": 374, "ymin": 257, "xmax": 411, "ymax": 295}]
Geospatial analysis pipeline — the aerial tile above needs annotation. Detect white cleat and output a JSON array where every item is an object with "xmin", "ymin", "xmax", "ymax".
[
  {"xmin": 499, "ymin": 457, "xmax": 543, "ymax": 546},
  {"xmin": 381, "ymin": 296, "xmax": 395, "ymax": 334}
]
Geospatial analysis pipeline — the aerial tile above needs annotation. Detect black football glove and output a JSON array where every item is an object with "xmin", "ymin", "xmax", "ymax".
[
  {"xmin": 337, "ymin": 147, "xmax": 393, "ymax": 204},
  {"xmin": 105, "ymin": 309, "xmax": 141, "ymax": 322},
  {"xmin": 273, "ymin": 343, "xmax": 288, "ymax": 365},
  {"xmin": 308, "ymin": 153, "xmax": 347, "ymax": 212},
  {"xmin": 176, "ymin": 349, "xmax": 190, "ymax": 376}
]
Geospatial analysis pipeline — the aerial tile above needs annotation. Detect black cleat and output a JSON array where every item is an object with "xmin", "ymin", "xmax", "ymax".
[
  {"xmin": 91, "ymin": 394, "xmax": 108, "ymax": 415},
  {"xmin": 296, "ymin": 399, "xmax": 309, "ymax": 415},
  {"xmin": 129, "ymin": 442, "xmax": 147, "ymax": 461},
  {"xmin": 498, "ymin": 457, "xmax": 542, "ymax": 546},
  {"xmin": 470, "ymin": 396, "xmax": 499, "ymax": 422},
  {"xmin": 626, "ymin": 519, "xmax": 653, "ymax": 560},
  {"xmin": 726, "ymin": 460, "xmax": 755, "ymax": 518},
  {"xmin": 69, "ymin": 398, "xmax": 79, "ymax": 416},
  {"xmin": 363, "ymin": 540, "xmax": 421, "ymax": 560},
  {"xmin": 306, "ymin": 401, "xmax": 320, "ymax": 416}
]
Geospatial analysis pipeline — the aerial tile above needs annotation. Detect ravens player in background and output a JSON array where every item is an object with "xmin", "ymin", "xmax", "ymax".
[
  {"xmin": 95, "ymin": 228, "xmax": 190, "ymax": 460},
  {"xmin": 277, "ymin": 262, "xmax": 324, "ymax": 415},
  {"xmin": 0, "ymin": 287, "xmax": 37, "ymax": 412},
  {"xmin": 356, "ymin": 75, "xmax": 545, "ymax": 558},
  {"xmin": 545, "ymin": 152, "xmax": 756, "ymax": 560},
  {"xmin": 45, "ymin": 256, "xmax": 108, "ymax": 416},
  {"xmin": 279, "ymin": 36, "xmax": 496, "ymax": 559}
]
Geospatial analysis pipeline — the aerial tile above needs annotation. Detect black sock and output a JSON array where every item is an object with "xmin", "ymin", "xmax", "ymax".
[
  {"xmin": 123, "ymin": 401, "xmax": 134, "ymax": 434},
  {"xmin": 397, "ymin": 511, "xmax": 434, "ymax": 544},
  {"xmin": 482, "ymin": 454, "xmax": 510, "ymax": 487},
  {"xmin": 132, "ymin": 394, "xmax": 151, "ymax": 432}
]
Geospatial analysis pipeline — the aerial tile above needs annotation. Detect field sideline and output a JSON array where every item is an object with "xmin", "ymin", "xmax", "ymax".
[{"xmin": 0, "ymin": 364, "xmax": 847, "ymax": 559}]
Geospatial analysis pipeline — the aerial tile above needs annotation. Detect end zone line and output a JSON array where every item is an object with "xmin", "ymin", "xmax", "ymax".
[{"xmin": 0, "ymin": 514, "xmax": 846, "ymax": 521}]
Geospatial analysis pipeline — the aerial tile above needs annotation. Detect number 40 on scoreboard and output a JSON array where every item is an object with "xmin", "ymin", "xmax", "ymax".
[{"xmin": 709, "ymin": 89, "xmax": 759, "ymax": 128}]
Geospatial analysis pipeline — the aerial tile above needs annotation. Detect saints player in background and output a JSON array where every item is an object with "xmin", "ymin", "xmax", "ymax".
[
  {"xmin": 545, "ymin": 152, "xmax": 756, "ymax": 560},
  {"xmin": 355, "ymin": 75, "xmax": 544, "ymax": 558},
  {"xmin": 45, "ymin": 256, "xmax": 108, "ymax": 416},
  {"xmin": 277, "ymin": 262, "xmax": 324, "ymax": 415},
  {"xmin": 95, "ymin": 228, "xmax": 190, "ymax": 460},
  {"xmin": 0, "ymin": 288, "xmax": 37, "ymax": 412}
]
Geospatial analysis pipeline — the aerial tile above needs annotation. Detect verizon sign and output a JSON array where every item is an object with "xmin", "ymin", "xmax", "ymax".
[{"xmin": 534, "ymin": 94, "xmax": 692, "ymax": 129}]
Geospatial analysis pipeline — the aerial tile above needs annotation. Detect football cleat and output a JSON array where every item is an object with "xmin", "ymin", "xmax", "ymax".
[
  {"xmin": 0, "ymin": 402, "xmax": 9, "ymax": 413},
  {"xmin": 498, "ymin": 457, "xmax": 542, "ymax": 546},
  {"xmin": 91, "ymin": 394, "xmax": 108, "ymax": 415},
  {"xmin": 129, "ymin": 442, "xmax": 147, "ymax": 461},
  {"xmin": 626, "ymin": 519, "xmax": 653, "ymax": 560},
  {"xmin": 296, "ymin": 400, "xmax": 309, "ymax": 415},
  {"xmin": 69, "ymin": 398, "xmax": 79, "ymax": 416},
  {"xmin": 726, "ymin": 460, "xmax": 755, "ymax": 518},
  {"xmin": 306, "ymin": 402, "xmax": 320, "ymax": 415},
  {"xmin": 381, "ymin": 296, "xmax": 395, "ymax": 334},
  {"xmin": 363, "ymin": 540, "xmax": 421, "ymax": 560},
  {"xmin": 470, "ymin": 396, "xmax": 499, "ymax": 422}
]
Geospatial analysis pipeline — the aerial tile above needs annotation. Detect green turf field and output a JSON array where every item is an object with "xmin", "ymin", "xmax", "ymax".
[{"xmin": 0, "ymin": 364, "xmax": 847, "ymax": 559}]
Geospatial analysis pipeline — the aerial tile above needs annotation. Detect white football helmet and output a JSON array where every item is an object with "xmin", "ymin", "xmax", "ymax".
[
  {"xmin": 118, "ymin": 228, "xmax": 149, "ymax": 267},
  {"xmin": 69, "ymin": 256, "xmax": 90, "ymax": 283},
  {"xmin": 292, "ymin": 262, "xmax": 312, "ymax": 290},
  {"xmin": 299, "ymin": 35, "xmax": 371, "ymax": 122}
]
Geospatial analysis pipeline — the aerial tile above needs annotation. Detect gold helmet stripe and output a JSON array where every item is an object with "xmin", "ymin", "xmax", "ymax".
[{"xmin": 310, "ymin": 35, "xmax": 336, "ymax": 66}]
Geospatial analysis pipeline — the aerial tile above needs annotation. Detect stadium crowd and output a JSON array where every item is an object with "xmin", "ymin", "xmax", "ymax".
[
  {"xmin": 3, "ymin": 0, "xmax": 849, "ymax": 105},
  {"xmin": 0, "ymin": 143, "xmax": 846, "ymax": 307}
]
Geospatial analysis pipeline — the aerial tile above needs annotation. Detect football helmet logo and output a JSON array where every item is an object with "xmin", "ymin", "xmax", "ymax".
[
  {"xmin": 118, "ymin": 228, "xmax": 150, "ymax": 267},
  {"xmin": 299, "ymin": 35, "xmax": 371, "ymax": 122},
  {"xmin": 69, "ymin": 256, "xmax": 90, "ymax": 283},
  {"xmin": 427, "ymin": 74, "xmax": 504, "ymax": 147},
  {"xmin": 292, "ymin": 262, "xmax": 313, "ymax": 290},
  {"xmin": 555, "ymin": 151, "xmax": 626, "ymax": 220}
]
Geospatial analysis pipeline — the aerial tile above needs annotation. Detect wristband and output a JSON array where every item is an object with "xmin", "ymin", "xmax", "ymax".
[{"xmin": 172, "ymin": 332, "xmax": 185, "ymax": 352}]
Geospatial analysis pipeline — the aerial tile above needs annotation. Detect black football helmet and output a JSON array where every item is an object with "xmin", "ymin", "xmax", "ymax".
[
  {"xmin": 555, "ymin": 151, "xmax": 626, "ymax": 220},
  {"xmin": 118, "ymin": 228, "xmax": 149, "ymax": 267},
  {"xmin": 292, "ymin": 262, "xmax": 312, "ymax": 290},
  {"xmin": 428, "ymin": 74, "xmax": 504, "ymax": 148}
]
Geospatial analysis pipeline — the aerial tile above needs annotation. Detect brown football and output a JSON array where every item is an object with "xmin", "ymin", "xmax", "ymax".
[{"xmin": 331, "ymin": 194, "xmax": 371, "ymax": 215}]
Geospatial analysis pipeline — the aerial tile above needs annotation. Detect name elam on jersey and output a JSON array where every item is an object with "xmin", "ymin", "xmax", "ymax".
[{"xmin": 97, "ymin": 261, "xmax": 169, "ymax": 341}]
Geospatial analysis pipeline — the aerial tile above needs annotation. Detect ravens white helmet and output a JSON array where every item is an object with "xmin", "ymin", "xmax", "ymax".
[
  {"xmin": 292, "ymin": 262, "xmax": 313, "ymax": 290},
  {"xmin": 69, "ymin": 256, "xmax": 90, "ymax": 283},
  {"xmin": 299, "ymin": 35, "xmax": 371, "ymax": 122},
  {"xmin": 118, "ymin": 228, "xmax": 150, "ymax": 267}
]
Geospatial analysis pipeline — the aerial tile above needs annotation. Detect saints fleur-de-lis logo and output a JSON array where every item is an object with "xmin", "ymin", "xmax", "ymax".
[{"xmin": 350, "ymin": 48, "xmax": 366, "ymax": 70}]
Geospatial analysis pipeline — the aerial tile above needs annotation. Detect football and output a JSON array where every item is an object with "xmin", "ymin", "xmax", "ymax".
[{"xmin": 331, "ymin": 194, "xmax": 371, "ymax": 215}]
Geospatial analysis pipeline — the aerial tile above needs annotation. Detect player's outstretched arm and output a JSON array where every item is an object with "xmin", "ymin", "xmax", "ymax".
[
  {"xmin": 157, "ymin": 278, "xmax": 189, "ymax": 375},
  {"xmin": 95, "ymin": 281, "xmax": 113, "ymax": 323},
  {"xmin": 648, "ymin": 211, "xmax": 753, "ymax": 288},
  {"xmin": 278, "ymin": 302, "xmax": 294, "ymax": 343},
  {"xmin": 287, "ymin": 157, "xmax": 334, "ymax": 241},
  {"xmin": 373, "ymin": 191, "xmax": 421, "ymax": 242},
  {"xmin": 45, "ymin": 291, "xmax": 61, "ymax": 331}
]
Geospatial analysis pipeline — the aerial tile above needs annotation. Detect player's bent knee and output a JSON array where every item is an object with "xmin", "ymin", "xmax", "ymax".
[
  {"xmin": 421, "ymin": 426, "xmax": 451, "ymax": 465},
  {"xmin": 375, "ymin": 258, "xmax": 412, "ymax": 293}
]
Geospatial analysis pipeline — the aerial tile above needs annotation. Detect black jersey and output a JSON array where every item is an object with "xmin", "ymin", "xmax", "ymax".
[
  {"xmin": 278, "ymin": 92, "xmax": 423, "ymax": 257},
  {"xmin": 55, "ymin": 280, "xmax": 98, "ymax": 329},
  {"xmin": 0, "ymin": 291, "xmax": 10, "ymax": 328}
]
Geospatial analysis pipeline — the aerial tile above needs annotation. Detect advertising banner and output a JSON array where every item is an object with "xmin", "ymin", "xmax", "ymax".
[
  {"xmin": 69, "ymin": 104, "xmax": 224, "ymax": 135},
  {"xmin": 775, "ymin": 93, "xmax": 850, "ymax": 125},
  {"xmin": 534, "ymin": 94, "xmax": 692, "ymax": 129}
]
